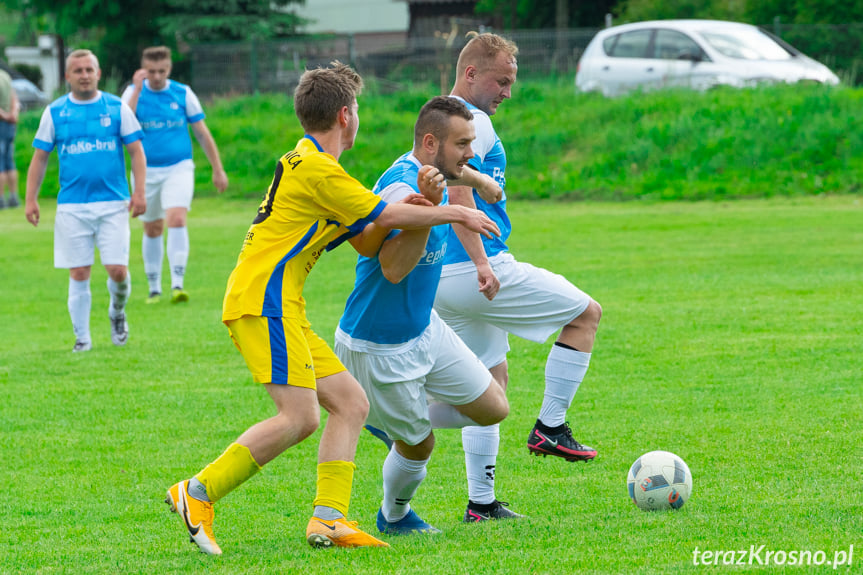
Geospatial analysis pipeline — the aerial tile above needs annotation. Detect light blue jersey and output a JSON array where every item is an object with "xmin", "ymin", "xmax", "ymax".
[
  {"xmin": 442, "ymin": 97, "xmax": 512, "ymax": 267},
  {"xmin": 33, "ymin": 91, "xmax": 143, "ymax": 204},
  {"xmin": 121, "ymin": 80, "xmax": 205, "ymax": 168},
  {"xmin": 338, "ymin": 153, "xmax": 450, "ymax": 345}
]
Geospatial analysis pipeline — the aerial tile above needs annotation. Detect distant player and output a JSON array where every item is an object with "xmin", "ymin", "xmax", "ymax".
[
  {"xmin": 335, "ymin": 96, "xmax": 510, "ymax": 536},
  {"xmin": 25, "ymin": 49, "xmax": 146, "ymax": 352},
  {"xmin": 434, "ymin": 33, "xmax": 603, "ymax": 520},
  {"xmin": 122, "ymin": 46, "xmax": 228, "ymax": 304},
  {"xmin": 164, "ymin": 62, "xmax": 501, "ymax": 554}
]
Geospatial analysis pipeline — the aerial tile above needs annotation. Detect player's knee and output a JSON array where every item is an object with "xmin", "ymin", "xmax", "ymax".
[
  {"xmin": 573, "ymin": 299, "xmax": 602, "ymax": 332},
  {"xmin": 397, "ymin": 433, "xmax": 435, "ymax": 460},
  {"xmin": 473, "ymin": 384, "xmax": 509, "ymax": 426},
  {"xmin": 292, "ymin": 411, "xmax": 320, "ymax": 441}
]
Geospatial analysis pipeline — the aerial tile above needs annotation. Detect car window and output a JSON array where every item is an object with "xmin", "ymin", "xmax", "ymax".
[
  {"xmin": 605, "ymin": 30, "xmax": 653, "ymax": 59},
  {"xmin": 654, "ymin": 29, "xmax": 704, "ymax": 60},
  {"xmin": 701, "ymin": 28, "xmax": 793, "ymax": 60}
]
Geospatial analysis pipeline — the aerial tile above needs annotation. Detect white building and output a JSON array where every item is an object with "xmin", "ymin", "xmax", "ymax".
[{"xmin": 292, "ymin": 0, "xmax": 409, "ymax": 34}]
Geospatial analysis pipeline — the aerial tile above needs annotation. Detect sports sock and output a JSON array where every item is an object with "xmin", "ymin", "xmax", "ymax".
[
  {"xmin": 462, "ymin": 424, "xmax": 499, "ymax": 505},
  {"xmin": 313, "ymin": 460, "xmax": 356, "ymax": 518},
  {"xmin": 107, "ymin": 273, "xmax": 131, "ymax": 319},
  {"xmin": 142, "ymin": 234, "xmax": 163, "ymax": 294},
  {"xmin": 538, "ymin": 343, "xmax": 591, "ymax": 428},
  {"xmin": 428, "ymin": 400, "xmax": 480, "ymax": 428},
  {"xmin": 68, "ymin": 278, "xmax": 91, "ymax": 343},
  {"xmin": 167, "ymin": 226, "xmax": 189, "ymax": 290},
  {"xmin": 194, "ymin": 442, "xmax": 262, "ymax": 503},
  {"xmin": 381, "ymin": 449, "xmax": 428, "ymax": 523}
]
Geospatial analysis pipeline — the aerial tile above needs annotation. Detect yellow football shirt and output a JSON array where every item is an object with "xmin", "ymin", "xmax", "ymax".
[{"xmin": 222, "ymin": 137, "xmax": 386, "ymax": 324}]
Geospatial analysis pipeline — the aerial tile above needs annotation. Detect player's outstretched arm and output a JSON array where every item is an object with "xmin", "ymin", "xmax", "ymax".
[
  {"xmin": 25, "ymin": 148, "xmax": 50, "ymax": 227},
  {"xmin": 448, "ymin": 167, "xmax": 502, "ymax": 204}
]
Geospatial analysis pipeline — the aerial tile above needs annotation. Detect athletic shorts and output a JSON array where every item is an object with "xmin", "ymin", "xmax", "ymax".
[
  {"xmin": 435, "ymin": 252, "xmax": 592, "ymax": 369},
  {"xmin": 225, "ymin": 315, "xmax": 346, "ymax": 388},
  {"xmin": 135, "ymin": 160, "xmax": 195, "ymax": 223},
  {"xmin": 54, "ymin": 201, "xmax": 130, "ymax": 268},
  {"xmin": 0, "ymin": 121, "xmax": 15, "ymax": 172},
  {"xmin": 334, "ymin": 311, "xmax": 492, "ymax": 446}
]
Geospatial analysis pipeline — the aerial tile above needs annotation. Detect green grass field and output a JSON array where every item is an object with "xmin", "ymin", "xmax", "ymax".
[{"xmin": 1, "ymin": 195, "xmax": 860, "ymax": 574}]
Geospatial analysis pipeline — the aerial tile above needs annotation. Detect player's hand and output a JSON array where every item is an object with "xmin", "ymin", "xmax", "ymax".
[
  {"xmin": 476, "ymin": 262, "xmax": 500, "ymax": 301},
  {"xmin": 456, "ymin": 206, "xmax": 500, "ymax": 239},
  {"xmin": 474, "ymin": 173, "xmax": 503, "ymax": 204},
  {"xmin": 25, "ymin": 200, "xmax": 40, "ymax": 227},
  {"xmin": 400, "ymin": 193, "xmax": 434, "ymax": 207},
  {"xmin": 213, "ymin": 169, "xmax": 229, "ymax": 194},
  {"xmin": 417, "ymin": 165, "xmax": 445, "ymax": 205},
  {"xmin": 132, "ymin": 69, "xmax": 147, "ymax": 91},
  {"xmin": 129, "ymin": 192, "xmax": 146, "ymax": 218}
]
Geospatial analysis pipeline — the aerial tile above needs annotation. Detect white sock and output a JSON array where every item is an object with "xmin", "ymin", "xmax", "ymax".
[
  {"xmin": 538, "ymin": 344, "xmax": 591, "ymax": 428},
  {"xmin": 462, "ymin": 424, "xmax": 499, "ymax": 505},
  {"xmin": 381, "ymin": 449, "xmax": 428, "ymax": 523},
  {"xmin": 68, "ymin": 278, "xmax": 91, "ymax": 343},
  {"xmin": 142, "ymin": 234, "xmax": 163, "ymax": 294},
  {"xmin": 107, "ymin": 273, "xmax": 131, "ymax": 319},
  {"xmin": 167, "ymin": 226, "xmax": 189, "ymax": 289},
  {"xmin": 428, "ymin": 400, "xmax": 480, "ymax": 429}
]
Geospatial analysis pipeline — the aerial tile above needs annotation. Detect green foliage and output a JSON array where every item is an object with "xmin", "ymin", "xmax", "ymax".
[
  {"xmin": 475, "ymin": 0, "xmax": 617, "ymax": 28},
  {"xmin": 1, "ymin": 196, "xmax": 861, "ymax": 573},
  {"xmin": 745, "ymin": 0, "xmax": 863, "ymax": 24},
  {"xmin": 615, "ymin": 0, "xmax": 747, "ymax": 22},
  {"xmin": 158, "ymin": 0, "xmax": 307, "ymax": 43},
  {"xmin": 9, "ymin": 0, "xmax": 306, "ymax": 84}
]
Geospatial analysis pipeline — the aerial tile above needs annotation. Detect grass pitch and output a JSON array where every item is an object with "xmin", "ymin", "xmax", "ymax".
[{"xmin": 0, "ymin": 196, "xmax": 860, "ymax": 574}]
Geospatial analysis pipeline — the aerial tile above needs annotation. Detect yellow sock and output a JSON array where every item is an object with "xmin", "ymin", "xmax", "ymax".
[
  {"xmin": 195, "ymin": 443, "xmax": 262, "ymax": 502},
  {"xmin": 314, "ymin": 460, "xmax": 356, "ymax": 517}
]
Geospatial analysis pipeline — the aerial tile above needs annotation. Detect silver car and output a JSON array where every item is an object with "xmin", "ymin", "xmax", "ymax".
[
  {"xmin": 575, "ymin": 19, "xmax": 840, "ymax": 97},
  {"xmin": 12, "ymin": 77, "xmax": 50, "ymax": 111}
]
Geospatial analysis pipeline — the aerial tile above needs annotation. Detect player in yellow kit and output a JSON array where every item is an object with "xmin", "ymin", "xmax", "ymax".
[{"xmin": 164, "ymin": 61, "xmax": 500, "ymax": 554}]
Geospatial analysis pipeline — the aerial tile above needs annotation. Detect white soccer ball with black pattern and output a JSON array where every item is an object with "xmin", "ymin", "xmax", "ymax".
[{"xmin": 627, "ymin": 450, "xmax": 692, "ymax": 511}]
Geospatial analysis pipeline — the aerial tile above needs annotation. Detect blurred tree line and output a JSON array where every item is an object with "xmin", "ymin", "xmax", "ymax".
[{"xmin": 6, "ymin": 0, "xmax": 307, "ymax": 81}]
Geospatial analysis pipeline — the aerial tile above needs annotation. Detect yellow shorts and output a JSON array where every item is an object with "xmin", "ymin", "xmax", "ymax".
[{"xmin": 225, "ymin": 315, "xmax": 346, "ymax": 388}]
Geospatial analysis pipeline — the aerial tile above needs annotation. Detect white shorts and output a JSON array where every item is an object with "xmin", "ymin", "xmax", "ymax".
[
  {"xmin": 54, "ymin": 201, "xmax": 131, "ymax": 268},
  {"xmin": 136, "ymin": 160, "xmax": 195, "ymax": 223},
  {"xmin": 334, "ymin": 311, "xmax": 492, "ymax": 446},
  {"xmin": 435, "ymin": 252, "xmax": 592, "ymax": 369}
]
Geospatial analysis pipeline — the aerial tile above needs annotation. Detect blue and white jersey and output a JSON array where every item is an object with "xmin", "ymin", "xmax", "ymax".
[
  {"xmin": 441, "ymin": 96, "xmax": 512, "ymax": 271},
  {"xmin": 121, "ymin": 79, "xmax": 204, "ymax": 168},
  {"xmin": 337, "ymin": 153, "xmax": 450, "ymax": 348},
  {"xmin": 33, "ymin": 91, "xmax": 143, "ymax": 205}
]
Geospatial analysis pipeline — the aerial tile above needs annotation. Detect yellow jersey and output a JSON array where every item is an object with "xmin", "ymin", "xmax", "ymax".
[{"xmin": 222, "ymin": 136, "xmax": 386, "ymax": 324}]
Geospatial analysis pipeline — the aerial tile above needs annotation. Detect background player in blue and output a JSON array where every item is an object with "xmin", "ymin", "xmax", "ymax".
[
  {"xmin": 122, "ymin": 46, "xmax": 229, "ymax": 304},
  {"xmin": 335, "ymin": 97, "xmax": 510, "ymax": 536},
  {"xmin": 25, "ymin": 49, "xmax": 146, "ymax": 352},
  {"xmin": 433, "ymin": 33, "xmax": 604, "ymax": 520},
  {"xmin": 0, "ymin": 68, "xmax": 20, "ymax": 209}
]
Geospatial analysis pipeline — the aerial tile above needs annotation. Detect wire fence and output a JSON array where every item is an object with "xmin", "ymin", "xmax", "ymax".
[{"xmin": 188, "ymin": 23, "xmax": 863, "ymax": 98}]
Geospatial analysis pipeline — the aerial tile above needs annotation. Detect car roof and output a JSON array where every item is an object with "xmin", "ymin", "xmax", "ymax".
[{"xmin": 597, "ymin": 19, "xmax": 757, "ymax": 36}]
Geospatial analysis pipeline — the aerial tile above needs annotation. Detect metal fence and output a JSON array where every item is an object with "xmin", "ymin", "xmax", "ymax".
[
  {"xmin": 189, "ymin": 28, "xmax": 600, "ymax": 97},
  {"xmin": 188, "ymin": 23, "xmax": 863, "ymax": 98}
]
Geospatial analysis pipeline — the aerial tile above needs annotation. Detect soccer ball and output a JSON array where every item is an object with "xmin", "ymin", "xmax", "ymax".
[{"xmin": 627, "ymin": 450, "xmax": 692, "ymax": 511}]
